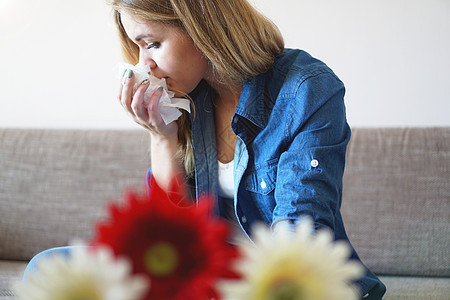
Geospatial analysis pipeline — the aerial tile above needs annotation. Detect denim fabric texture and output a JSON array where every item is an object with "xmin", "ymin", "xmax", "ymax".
[{"xmin": 185, "ymin": 48, "xmax": 386, "ymax": 299}]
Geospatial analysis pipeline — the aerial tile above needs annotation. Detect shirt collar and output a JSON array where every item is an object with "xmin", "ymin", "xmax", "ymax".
[
  {"xmin": 234, "ymin": 73, "xmax": 269, "ymax": 130},
  {"xmin": 190, "ymin": 70, "xmax": 276, "ymax": 139}
]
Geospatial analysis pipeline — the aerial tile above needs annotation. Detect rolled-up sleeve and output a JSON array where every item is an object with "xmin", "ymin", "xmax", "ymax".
[{"xmin": 273, "ymin": 71, "xmax": 351, "ymax": 231}]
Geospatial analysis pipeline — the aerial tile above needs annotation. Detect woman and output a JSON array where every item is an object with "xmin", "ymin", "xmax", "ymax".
[
  {"xmin": 115, "ymin": 0, "xmax": 386, "ymax": 298},
  {"xmin": 26, "ymin": 0, "xmax": 386, "ymax": 298}
]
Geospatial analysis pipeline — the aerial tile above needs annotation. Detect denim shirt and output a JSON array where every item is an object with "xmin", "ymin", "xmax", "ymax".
[{"xmin": 168, "ymin": 49, "xmax": 385, "ymax": 299}]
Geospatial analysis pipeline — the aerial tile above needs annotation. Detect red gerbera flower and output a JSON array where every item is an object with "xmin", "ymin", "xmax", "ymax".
[{"xmin": 91, "ymin": 175, "xmax": 240, "ymax": 300}]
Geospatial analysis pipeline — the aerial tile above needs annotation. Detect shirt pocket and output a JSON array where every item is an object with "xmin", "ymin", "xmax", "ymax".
[
  {"xmin": 243, "ymin": 162, "xmax": 278, "ymax": 195},
  {"xmin": 242, "ymin": 162, "xmax": 278, "ymax": 224}
]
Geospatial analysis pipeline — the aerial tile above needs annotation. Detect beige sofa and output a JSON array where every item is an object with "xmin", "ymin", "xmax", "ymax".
[{"xmin": 0, "ymin": 127, "xmax": 449, "ymax": 299}]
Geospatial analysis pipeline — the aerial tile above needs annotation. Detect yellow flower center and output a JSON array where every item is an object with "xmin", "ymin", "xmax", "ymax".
[
  {"xmin": 266, "ymin": 280, "xmax": 303, "ymax": 300},
  {"xmin": 59, "ymin": 290, "xmax": 100, "ymax": 300},
  {"xmin": 144, "ymin": 242, "xmax": 179, "ymax": 277}
]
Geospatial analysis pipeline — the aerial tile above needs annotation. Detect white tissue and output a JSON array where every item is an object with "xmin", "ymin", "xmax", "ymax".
[{"xmin": 118, "ymin": 62, "xmax": 191, "ymax": 124}]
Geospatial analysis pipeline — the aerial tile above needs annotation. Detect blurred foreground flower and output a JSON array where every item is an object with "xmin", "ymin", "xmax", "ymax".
[
  {"xmin": 218, "ymin": 218, "xmax": 365, "ymax": 300},
  {"xmin": 15, "ymin": 246, "xmax": 148, "ymax": 300},
  {"xmin": 92, "ymin": 176, "xmax": 240, "ymax": 300}
]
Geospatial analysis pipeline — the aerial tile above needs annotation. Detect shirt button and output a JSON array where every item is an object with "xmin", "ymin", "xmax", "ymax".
[
  {"xmin": 233, "ymin": 117, "xmax": 239, "ymax": 124},
  {"xmin": 241, "ymin": 216, "xmax": 247, "ymax": 223},
  {"xmin": 311, "ymin": 159, "xmax": 319, "ymax": 168},
  {"xmin": 260, "ymin": 179, "xmax": 267, "ymax": 189}
]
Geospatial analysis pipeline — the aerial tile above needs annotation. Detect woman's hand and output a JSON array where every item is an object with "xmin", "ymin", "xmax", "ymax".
[
  {"xmin": 118, "ymin": 70, "xmax": 178, "ymax": 141},
  {"xmin": 118, "ymin": 70, "xmax": 185, "ymax": 191}
]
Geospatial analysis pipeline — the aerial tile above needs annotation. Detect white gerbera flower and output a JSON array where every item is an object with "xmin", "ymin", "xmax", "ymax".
[
  {"xmin": 218, "ymin": 218, "xmax": 365, "ymax": 300},
  {"xmin": 15, "ymin": 245, "xmax": 148, "ymax": 300}
]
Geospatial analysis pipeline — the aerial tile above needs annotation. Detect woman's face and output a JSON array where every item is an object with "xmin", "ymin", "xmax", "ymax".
[{"xmin": 120, "ymin": 12, "xmax": 210, "ymax": 95}]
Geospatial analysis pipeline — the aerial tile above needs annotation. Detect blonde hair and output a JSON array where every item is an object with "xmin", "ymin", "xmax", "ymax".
[{"xmin": 109, "ymin": 0, "xmax": 284, "ymax": 175}]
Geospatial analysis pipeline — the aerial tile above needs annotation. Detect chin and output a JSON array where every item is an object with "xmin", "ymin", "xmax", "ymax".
[
  {"xmin": 167, "ymin": 83, "xmax": 188, "ymax": 97},
  {"xmin": 166, "ymin": 79, "xmax": 199, "ymax": 97},
  {"xmin": 166, "ymin": 82, "xmax": 180, "ymax": 95}
]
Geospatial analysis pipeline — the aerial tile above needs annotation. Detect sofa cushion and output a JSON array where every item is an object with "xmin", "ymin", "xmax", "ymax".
[
  {"xmin": 0, "ymin": 129, "xmax": 150, "ymax": 261},
  {"xmin": 378, "ymin": 275, "xmax": 450, "ymax": 299},
  {"xmin": 342, "ymin": 127, "xmax": 450, "ymax": 277},
  {"xmin": 1, "ymin": 127, "xmax": 449, "ymax": 282},
  {"xmin": 2, "ymin": 264, "xmax": 448, "ymax": 299},
  {"xmin": 0, "ymin": 260, "xmax": 27, "ymax": 299}
]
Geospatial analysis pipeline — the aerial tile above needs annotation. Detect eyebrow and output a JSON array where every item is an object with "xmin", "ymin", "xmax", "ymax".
[{"xmin": 135, "ymin": 34, "xmax": 153, "ymax": 42}]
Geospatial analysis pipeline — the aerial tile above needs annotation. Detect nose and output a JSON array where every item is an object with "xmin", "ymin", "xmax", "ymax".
[{"xmin": 139, "ymin": 50, "xmax": 157, "ymax": 70}]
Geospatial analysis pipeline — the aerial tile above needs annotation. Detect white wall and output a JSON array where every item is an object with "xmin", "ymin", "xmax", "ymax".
[
  {"xmin": 0, "ymin": 0, "xmax": 449, "ymax": 129},
  {"xmin": 251, "ymin": 0, "xmax": 450, "ymax": 127},
  {"xmin": 0, "ymin": 0, "xmax": 131, "ymax": 129}
]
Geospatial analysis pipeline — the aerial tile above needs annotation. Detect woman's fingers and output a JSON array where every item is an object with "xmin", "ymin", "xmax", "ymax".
[
  {"xmin": 117, "ymin": 70, "xmax": 175, "ymax": 137},
  {"xmin": 120, "ymin": 69, "xmax": 135, "ymax": 113},
  {"xmin": 131, "ymin": 80, "xmax": 150, "ymax": 119},
  {"xmin": 117, "ymin": 79, "xmax": 124, "ymax": 103},
  {"xmin": 147, "ymin": 87, "xmax": 164, "ymax": 120},
  {"xmin": 130, "ymin": 81, "xmax": 166, "ymax": 133}
]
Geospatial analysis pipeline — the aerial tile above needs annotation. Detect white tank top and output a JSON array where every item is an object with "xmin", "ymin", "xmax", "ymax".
[
  {"xmin": 217, "ymin": 160, "xmax": 234, "ymax": 199},
  {"xmin": 217, "ymin": 159, "xmax": 248, "ymax": 244}
]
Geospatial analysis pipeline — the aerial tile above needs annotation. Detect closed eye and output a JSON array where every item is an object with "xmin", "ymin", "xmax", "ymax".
[{"xmin": 145, "ymin": 42, "xmax": 160, "ymax": 50}]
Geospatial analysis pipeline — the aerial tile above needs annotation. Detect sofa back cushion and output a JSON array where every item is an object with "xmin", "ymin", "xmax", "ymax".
[
  {"xmin": 341, "ymin": 127, "xmax": 449, "ymax": 277},
  {"xmin": 0, "ymin": 129, "xmax": 150, "ymax": 261},
  {"xmin": 1, "ymin": 127, "xmax": 449, "ymax": 278}
]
